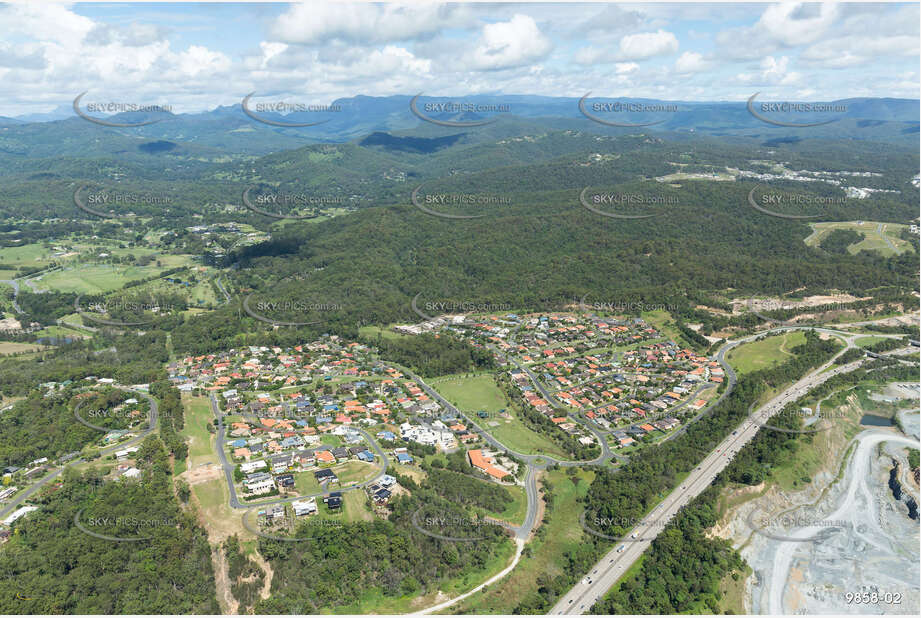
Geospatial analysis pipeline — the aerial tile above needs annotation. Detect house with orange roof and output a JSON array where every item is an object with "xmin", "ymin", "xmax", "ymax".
[
  {"xmin": 467, "ymin": 449, "xmax": 509, "ymax": 480},
  {"xmin": 315, "ymin": 450, "xmax": 335, "ymax": 465}
]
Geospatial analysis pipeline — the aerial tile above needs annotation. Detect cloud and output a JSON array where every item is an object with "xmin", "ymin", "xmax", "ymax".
[
  {"xmin": 466, "ymin": 14, "xmax": 552, "ymax": 71},
  {"xmin": 756, "ymin": 3, "xmax": 839, "ymax": 47},
  {"xmin": 270, "ymin": 3, "xmax": 472, "ymax": 45},
  {"xmin": 674, "ymin": 51, "xmax": 709, "ymax": 74},
  {"xmin": 734, "ymin": 55, "xmax": 802, "ymax": 86},
  {"xmin": 618, "ymin": 29, "xmax": 679, "ymax": 60}
]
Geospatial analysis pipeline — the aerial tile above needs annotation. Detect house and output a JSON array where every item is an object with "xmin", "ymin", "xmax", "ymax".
[
  {"xmin": 315, "ymin": 450, "xmax": 335, "ymax": 466},
  {"xmin": 331, "ymin": 446, "xmax": 349, "ymax": 461},
  {"xmin": 270, "ymin": 454, "xmax": 293, "ymax": 473},
  {"xmin": 245, "ymin": 478, "xmax": 275, "ymax": 495},
  {"xmin": 356, "ymin": 450, "xmax": 375, "ymax": 462},
  {"xmin": 292, "ymin": 498, "xmax": 317, "ymax": 516},
  {"xmin": 1, "ymin": 505, "xmax": 38, "ymax": 526},
  {"xmin": 115, "ymin": 446, "xmax": 139, "ymax": 460},
  {"xmin": 394, "ymin": 449, "xmax": 413, "ymax": 464},
  {"xmin": 467, "ymin": 449, "xmax": 509, "ymax": 480},
  {"xmin": 324, "ymin": 491, "xmax": 343, "ymax": 509},
  {"xmin": 378, "ymin": 474, "xmax": 396, "ymax": 488},
  {"xmin": 314, "ymin": 468, "xmax": 338, "ymax": 484},
  {"xmin": 276, "ymin": 473, "xmax": 295, "ymax": 489},
  {"xmin": 373, "ymin": 488, "xmax": 392, "ymax": 504},
  {"xmin": 240, "ymin": 460, "xmax": 267, "ymax": 474}
]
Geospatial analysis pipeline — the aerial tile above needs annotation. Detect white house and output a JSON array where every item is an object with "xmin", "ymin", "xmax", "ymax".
[
  {"xmin": 292, "ymin": 498, "xmax": 317, "ymax": 516},
  {"xmin": 240, "ymin": 460, "xmax": 267, "ymax": 474}
]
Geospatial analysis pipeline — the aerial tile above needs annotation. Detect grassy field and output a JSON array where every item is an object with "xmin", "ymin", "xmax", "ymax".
[
  {"xmin": 181, "ymin": 394, "xmax": 216, "ymax": 469},
  {"xmin": 358, "ymin": 325, "xmax": 411, "ymax": 341},
  {"xmin": 430, "ymin": 373, "xmax": 569, "ymax": 458},
  {"xmin": 294, "ymin": 461, "xmax": 378, "ymax": 495},
  {"xmin": 189, "ymin": 477, "xmax": 251, "ymax": 542},
  {"xmin": 0, "ymin": 341, "xmax": 46, "ymax": 355},
  {"xmin": 30, "ymin": 264, "xmax": 160, "ymax": 294},
  {"xmin": 482, "ymin": 482, "xmax": 528, "ymax": 526},
  {"xmin": 854, "ymin": 336, "xmax": 891, "ymax": 348},
  {"xmin": 642, "ymin": 309, "xmax": 699, "ymax": 350},
  {"xmin": 727, "ymin": 330, "xmax": 807, "ymax": 375},
  {"xmin": 454, "ymin": 468, "xmax": 595, "ymax": 614},
  {"xmin": 429, "ymin": 374, "xmax": 507, "ymax": 412},
  {"xmin": 804, "ymin": 221, "xmax": 914, "ymax": 257},
  {"xmin": 28, "ymin": 254, "xmax": 198, "ymax": 294}
]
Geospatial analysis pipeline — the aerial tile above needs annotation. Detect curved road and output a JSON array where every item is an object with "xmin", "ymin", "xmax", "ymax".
[
  {"xmin": 208, "ymin": 393, "xmax": 389, "ymax": 511},
  {"xmin": 0, "ymin": 386, "xmax": 159, "ymax": 520}
]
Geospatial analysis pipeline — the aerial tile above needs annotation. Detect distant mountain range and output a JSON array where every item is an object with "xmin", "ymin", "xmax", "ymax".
[{"xmin": 2, "ymin": 95, "xmax": 916, "ymax": 154}]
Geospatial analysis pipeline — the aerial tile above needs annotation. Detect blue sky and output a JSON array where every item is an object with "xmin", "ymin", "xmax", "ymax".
[{"xmin": 0, "ymin": 2, "xmax": 917, "ymax": 116}]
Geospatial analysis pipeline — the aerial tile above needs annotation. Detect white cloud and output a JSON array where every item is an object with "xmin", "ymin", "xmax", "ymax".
[
  {"xmin": 674, "ymin": 51, "xmax": 708, "ymax": 74},
  {"xmin": 466, "ymin": 14, "xmax": 552, "ymax": 71},
  {"xmin": 618, "ymin": 29, "xmax": 679, "ymax": 60},
  {"xmin": 270, "ymin": 3, "xmax": 472, "ymax": 45},
  {"xmin": 734, "ymin": 55, "xmax": 802, "ymax": 87},
  {"xmin": 756, "ymin": 3, "xmax": 839, "ymax": 47}
]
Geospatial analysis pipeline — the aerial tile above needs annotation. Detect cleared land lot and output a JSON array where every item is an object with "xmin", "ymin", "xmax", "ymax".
[
  {"xmin": 804, "ymin": 221, "xmax": 913, "ymax": 257},
  {"xmin": 727, "ymin": 330, "xmax": 808, "ymax": 375},
  {"xmin": 454, "ymin": 468, "xmax": 595, "ymax": 614},
  {"xmin": 430, "ymin": 373, "xmax": 569, "ymax": 458}
]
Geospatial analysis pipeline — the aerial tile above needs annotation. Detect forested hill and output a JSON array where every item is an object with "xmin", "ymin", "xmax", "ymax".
[{"xmin": 169, "ymin": 132, "xmax": 918, "ymax": 354}]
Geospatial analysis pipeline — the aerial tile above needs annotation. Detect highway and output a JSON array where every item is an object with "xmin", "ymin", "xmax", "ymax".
[{"xmin": 549, "ymin": 344, "xmax": 868, "ymax": 615}]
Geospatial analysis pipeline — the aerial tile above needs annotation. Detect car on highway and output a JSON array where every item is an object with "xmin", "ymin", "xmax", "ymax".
[
  {"xmin": 630, "ymin": 532, "xmax": 638, "ymax": 539},
  {"xmin": 617, "ymin": 544, "xmax": 626, "ymax": 552}
]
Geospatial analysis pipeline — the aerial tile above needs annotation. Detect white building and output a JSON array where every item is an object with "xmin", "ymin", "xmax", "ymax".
[
  {"xmin": 2, "ymin": 505, "xmax": 38, "ymax": 526},
  {"xmin": 240, "ymin": 460, "xmax": 267, "ymax": 474},
  {"xmin": 292, "ymin": 498, "xmax": 317, "ymax": 516}
]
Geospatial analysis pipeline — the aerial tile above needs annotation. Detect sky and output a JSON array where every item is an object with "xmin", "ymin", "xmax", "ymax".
[{"xmin": 0, "ymin": 1, "xmax": 918, "ymax": 117}]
